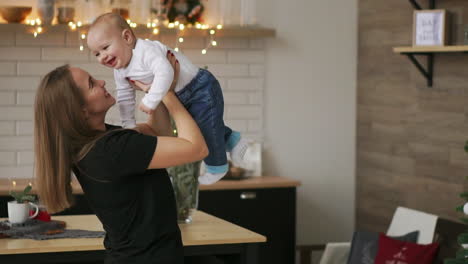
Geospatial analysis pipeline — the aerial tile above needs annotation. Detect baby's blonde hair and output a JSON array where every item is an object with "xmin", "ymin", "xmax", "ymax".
[{"xmin": 89, "ymin": 13, "xmax": 136, "ymax": 45}]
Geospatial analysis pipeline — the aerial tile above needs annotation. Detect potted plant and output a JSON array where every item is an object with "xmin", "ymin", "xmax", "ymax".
[
  {"xmin": 10, "ymin": 185, "xmax": 36, "ymax": 204},
  {"xmin": 8, "ymin": 185, "xmax": 39, "ymax": 224}
]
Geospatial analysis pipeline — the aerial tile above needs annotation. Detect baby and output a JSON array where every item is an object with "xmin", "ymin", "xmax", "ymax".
[{"xmin": 86, "ymin": 13, "xmax": 248, "ymax": 184}]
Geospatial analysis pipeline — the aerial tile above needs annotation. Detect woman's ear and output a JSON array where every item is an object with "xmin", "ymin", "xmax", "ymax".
[{"xmin": 122, "ymin": 29, "xmax": 134, "ymax": 46}]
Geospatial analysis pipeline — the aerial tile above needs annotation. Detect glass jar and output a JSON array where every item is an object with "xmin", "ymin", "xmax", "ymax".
[
  {"xmin": 201, "ymin": 0, "xmax": 220, "ymax": 26},
  {"xmin": 240, "ymin": 0, "xmax": 256, "ymax": 26},
  {"xmin": 37, "ymin": 0, "xmax": 55, "ymax": 25},
  {"xmin": 76, "ymin": 0, "xmax": 105, "ymax": 24},
  {"xmin": 111, "ymin": 0, "xmax": 131, "ymax": 20},
  {"xmin": 168, "ymin": 161, "xmax": 201, "ymax": 224},
  {"xmin": 149, "ymin": 0, "xmax": 168, "ymax": 26},
  {"xmin": 130, "ymin": 0, "xmax": 150, "ymax": 24},
  {"xmin": 56, "ymin": 0, "xmax": 75, "ymax": 24},
  {"xmin": 219, "ymin": 0, "xmax": 240, "ymax": 26}
]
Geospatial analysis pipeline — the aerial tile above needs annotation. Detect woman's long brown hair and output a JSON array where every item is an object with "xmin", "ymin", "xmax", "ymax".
[{"xmin": 34, "ymin": 65, "xmax": 104, "ymax": 213}]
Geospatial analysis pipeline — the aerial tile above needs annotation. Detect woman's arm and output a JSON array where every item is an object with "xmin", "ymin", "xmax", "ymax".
[
  {"xmin": 147, "ymin": 91, "xmax": 208, "ymax": 169},
  {"xmin": 135, "ymin": 103, "xmax": 172, "ymax": 137}
]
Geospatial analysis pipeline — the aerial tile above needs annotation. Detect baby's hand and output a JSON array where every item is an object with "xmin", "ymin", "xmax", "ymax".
[
  {"xmin": 127, "ymin": 78, "xmax": 151, "ymax": 93},
  {"xmin": 139, "ymin": 103, "xmax": 154, "ymax": 115}
]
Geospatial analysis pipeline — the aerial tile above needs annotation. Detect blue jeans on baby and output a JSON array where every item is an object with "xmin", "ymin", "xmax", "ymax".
[{"xmin": 176, "ymin": 69, "xmax": 240, "ymax": 174}]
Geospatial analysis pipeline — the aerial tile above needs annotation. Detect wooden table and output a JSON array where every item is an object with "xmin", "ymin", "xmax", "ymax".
[
  {"xmin": 0, "ymin": 176, "xmax": 297, "ymax": 264},
  {"xmin": 0, "ymin": 211, "xmax": 266, "ymax": 264}
]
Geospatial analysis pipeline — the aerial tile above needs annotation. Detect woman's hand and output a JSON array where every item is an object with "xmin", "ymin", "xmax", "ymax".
[
  {"xmin": 167, "ymin": 50, "xmax": 179, "ymax": 91},
  {"xmin": 139, "ymin": 103, "xmax": 154, "ymax": 115},
  {"xmin": 128, "ymin": 79, "xmax": 150, "ymax": 93},
  {"xmin": 128, "ymin": 50, "xmax": 179, "ymax": 93}
]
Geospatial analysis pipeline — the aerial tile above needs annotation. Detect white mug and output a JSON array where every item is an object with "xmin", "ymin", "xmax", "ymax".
[{"xmin": 7, "ymin": 201, "xmax": 39, "ymax": 224}]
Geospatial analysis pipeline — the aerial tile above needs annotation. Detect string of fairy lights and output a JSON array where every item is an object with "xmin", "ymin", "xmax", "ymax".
[{"xmin": 24, "ymin": 17, "xmax": 223, "ymax": 55}]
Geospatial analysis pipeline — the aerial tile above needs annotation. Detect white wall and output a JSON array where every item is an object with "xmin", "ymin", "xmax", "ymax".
[{"xmin": 257, "ymin": 0, "xmax": 357, "ymax": 244}]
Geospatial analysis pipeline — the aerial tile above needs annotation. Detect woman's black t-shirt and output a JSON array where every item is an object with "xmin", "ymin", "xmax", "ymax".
[{"xmin": 73, "ymin": 124, "xmax": 183, "ymax": 264}]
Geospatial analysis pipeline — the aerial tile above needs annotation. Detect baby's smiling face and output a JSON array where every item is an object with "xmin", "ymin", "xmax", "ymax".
[{"xmin": 87, "ymin": 23, "xmax": 133, "ymax": 69}]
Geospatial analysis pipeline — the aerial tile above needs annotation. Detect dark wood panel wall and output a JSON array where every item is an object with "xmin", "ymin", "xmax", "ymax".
[{"xmin": 357, "ymin": 0, "xmax": 468, "ymax": 231}]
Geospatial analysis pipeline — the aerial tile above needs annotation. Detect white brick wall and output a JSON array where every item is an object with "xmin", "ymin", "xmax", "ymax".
[
  {"xmin": 0, "ymin": 25, "xmax": 265, "ymax": 179},
  {"xmin": 16, "ymin": 121, "xmax": 33, "ymax": 136},
  {"xmin": 0, "ymin": 62, "xmax": 16, "ymax": 75},
  {"xmin": 0, "ymin": 47, "xmax": 41, "ymax": 61},
  {"xmin": 17, "ymin": 62, "xmax": 64, "ymax": 76},
  {"xmin": 0, "ymin": 32, "xmax": 15, "ymax": 45},
  {"xmin": 0, "ymin": 152, "xmax": 15, "ymax": 166},
  {"xmin": 16, "ymin": 92, "xmax": 35, "ymax": 105},
  {"xmin": 0, "ymin": 92, "xmax": 15, "ymax": 105},
  {"xmin": 0, "ymin": 122, "xmax": 15, "ymax": 135}
]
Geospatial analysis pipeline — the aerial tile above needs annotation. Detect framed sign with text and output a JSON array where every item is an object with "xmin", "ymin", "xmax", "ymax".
[{"xmin": 413, "ymin": 9, "xmax": 449, "ymax": 46}]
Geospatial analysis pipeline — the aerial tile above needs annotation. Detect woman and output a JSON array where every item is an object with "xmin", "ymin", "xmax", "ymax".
[{"xmin": 34, "ymin": 53, "xmax": 208, "ymax": 264}]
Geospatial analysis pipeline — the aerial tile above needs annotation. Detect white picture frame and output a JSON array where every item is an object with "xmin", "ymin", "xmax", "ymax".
[{"xmin": 413, "ymin": 9, "xmax": 449, "ymax": 46}]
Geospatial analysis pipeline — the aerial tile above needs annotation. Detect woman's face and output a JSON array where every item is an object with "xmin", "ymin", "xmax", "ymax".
[{"xmin": 69, "ymin": 67, "xmax": 115, "ymax": 117}]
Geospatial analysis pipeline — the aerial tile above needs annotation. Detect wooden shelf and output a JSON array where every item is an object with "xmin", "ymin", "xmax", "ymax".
[
  {"xmin": 393, "ymin": 45, "xmax": 468, "ymax": 87},
  {"xmin": 394, "ymin": 0, "xmax": 468, "ymax": 86},
  {"xmin": 392, "ymin": 0, "xmax": 439, "ymax": 87},
  {"xmin": 393, "ymin": 45, "xmax": 468, "ymax": 54},
  {"xmin": 0, "ymin": 23, "xmax": 276, "ymax": 38},
  {"xmin": 140, "ymin": 26, "xmax": 276, "ymax": 38}
]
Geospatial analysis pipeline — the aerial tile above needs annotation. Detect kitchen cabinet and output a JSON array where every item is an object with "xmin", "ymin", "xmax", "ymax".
[{"xmin": 199, "ymin": 186, "xmax": 297, "ymax": 264}]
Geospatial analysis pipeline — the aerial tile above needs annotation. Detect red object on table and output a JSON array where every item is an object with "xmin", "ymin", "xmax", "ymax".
[{"xmin": 30, "ymin": 209, "xmax": 51, "ymax": 222}]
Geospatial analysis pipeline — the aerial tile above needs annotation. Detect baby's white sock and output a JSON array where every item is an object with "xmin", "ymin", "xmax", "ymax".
[
  {"xmin": 230, "ymin": 138, "xmax": 249, "ymax": 167},
  {"xmin": 198, "ymin": 172, "xmax": 226, "ymax": 185}
]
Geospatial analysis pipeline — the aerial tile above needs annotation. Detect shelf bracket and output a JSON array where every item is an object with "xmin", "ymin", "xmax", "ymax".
[
  {"xmin": 404, "ymin": 53, "xmax": 433, "ymax": 87},
  {"xmin": 408, "ymin": 0, "xmax": 435, "ymax": 10},
  {"xmin": 401, "ymin": 0, "xmax": 436, "ymax": 87}
]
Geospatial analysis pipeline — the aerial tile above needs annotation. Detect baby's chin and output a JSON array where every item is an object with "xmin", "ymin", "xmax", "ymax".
[
  {"xmin": 112, "ymin": 61, "xmax": 130, "ymax": 70},
  {"xmin": 101, "ymin": 63, "xmax": 121, "ymax": 70}
]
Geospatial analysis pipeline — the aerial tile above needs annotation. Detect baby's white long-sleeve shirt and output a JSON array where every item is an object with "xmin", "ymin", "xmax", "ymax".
[{"xmin": 114, "ymin": 39, "xmax": 199, "ymax": 128}]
